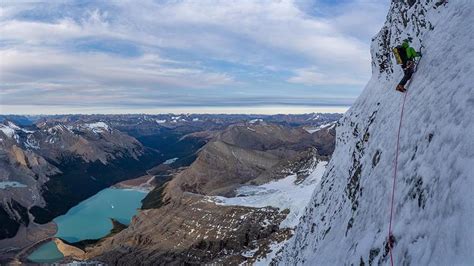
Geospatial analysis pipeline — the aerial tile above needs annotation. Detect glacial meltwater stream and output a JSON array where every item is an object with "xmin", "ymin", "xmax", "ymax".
[{"xmin": 28, "ymin": 188, "xmax": 147, "ymax": 263}]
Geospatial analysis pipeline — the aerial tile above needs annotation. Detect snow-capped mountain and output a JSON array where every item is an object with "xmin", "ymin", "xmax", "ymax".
[
  {"xmin": 0, "ymin": 114, "xmax": 342, "ymax": 263},
  {"xmin": 1, "ymin": 120, "xmax": 143, "ymax": 163},
  {"xmin": 0, "ymin": 120, "xmax": 147, "ymax": 240},
  {"xmin": 279, "ymin": 0, "xmax": 473, "ymax": 265}
]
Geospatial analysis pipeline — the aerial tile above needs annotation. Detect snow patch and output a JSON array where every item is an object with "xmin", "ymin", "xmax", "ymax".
[
  {"xmin": 0, "ymin": 122, "xmax": 34, "ymax": 138},
  {"xmin": 0, "ymin": 181, "xmax": 27, "ymax": 189},
  {"xmin": 254, "ymin": 240, "xmax": 287, "ymax": 266},
  {"xmin": 0, "ymin": 124, "xmax": 16, "ymax": 138},
  {"xmin": 304, "ymin": 122, "xmax": 336, "ymax": 134},
  {"xmin": 249, "ymin": 119, "xmax": 263, "ymax": 124},
  {"xmin": 171, "ymin": 116, "xmax": 182, "ymax": 123},
  {"xmin": 211, "ymin": 161, "xmax": 327, "ymax": 228},
  {"xmin": 163, "ymin": 157, "xmax": 178, "ymax": 165},
  {"xmin": 47, "ymin": 124, "xmax": 69, "ymax": 134},
  {"xmin": 84, "ymin": 122, "xmax": 110, "ymax": 133},
  {"xmin": 25, "ymin": 134, "xmax": 40, "ymax": 149},
  {"xmin": 242, "ymin": 247, "xmax": 259, "ymax": 258}
]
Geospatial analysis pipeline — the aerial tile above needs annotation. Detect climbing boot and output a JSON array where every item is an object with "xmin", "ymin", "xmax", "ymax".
[
  {"xmin": 396, "ymin": 84, "xmax": 406, "ymax": 93},
  {"xmin": 388, "ymin": 233, "xmax": 396, "ymax": 249}
]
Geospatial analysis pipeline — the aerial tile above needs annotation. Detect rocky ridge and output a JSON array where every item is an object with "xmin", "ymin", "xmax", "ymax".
[{"xmin": 76, "ymin": 120, "xmax": 336, "ymax": 265}]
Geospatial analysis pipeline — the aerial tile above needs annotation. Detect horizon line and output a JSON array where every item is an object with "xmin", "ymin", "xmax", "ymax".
[{"xmin": 0, "ymin": 105, "xmax": 350, "ymax": 116}]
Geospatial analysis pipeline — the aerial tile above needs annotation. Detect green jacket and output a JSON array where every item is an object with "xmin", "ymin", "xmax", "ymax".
[{"xmin": 402, "ymin": 41, "xmax": 420, "ymax": 60}]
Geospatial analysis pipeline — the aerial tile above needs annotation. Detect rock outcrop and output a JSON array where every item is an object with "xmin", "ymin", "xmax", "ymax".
[
  {"xmin": 54, "ymin": 238, "xmax": 85, "ymax": 261},
  {"xmin": 85, "ymin": 198, "xmax": 289, "ymax": 265}
]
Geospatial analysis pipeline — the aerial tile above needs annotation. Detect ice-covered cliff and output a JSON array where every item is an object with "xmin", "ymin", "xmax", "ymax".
[{"xmin": 279, "ymin": 0, "xmax": 474, "ymax": 265}]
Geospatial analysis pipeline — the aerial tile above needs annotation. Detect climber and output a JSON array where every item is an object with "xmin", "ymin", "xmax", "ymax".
[{"xmin": 393, "ymin": 39, "xmax": 422, "ymax": 92}]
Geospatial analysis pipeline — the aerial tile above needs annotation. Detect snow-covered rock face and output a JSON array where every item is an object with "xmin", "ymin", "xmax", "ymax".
[
  {"xmin": 280, "ymin": 1, "xmax": 474, "ymax": 265},
  {"xmin": 0, "ymin": 124, "xmax": 16, "ymax": 139},
  {"xmin": 83, "ymin": 122, "xmax": 111, "ymax": 133},
  {"xmin": 0, "ymin": 122, "xmax": 33, "ymax": 139}
]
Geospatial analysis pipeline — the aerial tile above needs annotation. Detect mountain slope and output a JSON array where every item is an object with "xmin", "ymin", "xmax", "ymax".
[
  {"xmin": 279, "ymin": 0, "xmax": 474, "ymax": 265},
  {"xmin": 77, "ymin": 122, "xmax": 334, "ymax": 265},
  {"xmin": 0, "ymin": 120, "xmax": 154, "ymax": 241}
]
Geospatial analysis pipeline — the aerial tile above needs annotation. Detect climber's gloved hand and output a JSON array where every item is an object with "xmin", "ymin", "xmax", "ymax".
[{"xmin": 418, "ymin": 52, "xmax": 423, "ymax": 57}]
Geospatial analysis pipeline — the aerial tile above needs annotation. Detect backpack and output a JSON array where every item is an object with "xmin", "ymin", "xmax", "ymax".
[{"xmin": 392, "ymin": 45, "xmax": 408, "ymax": 65}]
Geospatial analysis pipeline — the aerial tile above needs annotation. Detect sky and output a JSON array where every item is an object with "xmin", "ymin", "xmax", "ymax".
[{"xmin": 0, "ymin": 0, "xmax": 390, "ymax": 115}]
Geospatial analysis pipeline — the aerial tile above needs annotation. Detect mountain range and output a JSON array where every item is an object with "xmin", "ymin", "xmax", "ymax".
[{"xmin": 0, "ymin": 113, "xmax": 340, "ymax": 264}]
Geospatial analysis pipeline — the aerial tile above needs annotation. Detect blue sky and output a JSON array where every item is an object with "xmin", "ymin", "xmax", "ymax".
[{"xmin": 0, "ymin": 0, "xmax": 390, "ymax": 114}]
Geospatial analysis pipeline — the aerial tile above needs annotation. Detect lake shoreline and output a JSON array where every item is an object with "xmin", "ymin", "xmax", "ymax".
[
  {"xmin": 112, "ymin": 174, "xmax": 156, "ymax": 192},
  {"xmin": 0, "ymin": 221, "xmax": 58, "ymax": 264},
  {"xmin": 25, "ymin": 187, "xmax": 147, "ymax": 263}
]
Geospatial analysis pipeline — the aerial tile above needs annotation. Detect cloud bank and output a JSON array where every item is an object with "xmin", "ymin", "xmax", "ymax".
[{"xmin": 0, "ymin": 0, "xmax": 389, "ymax": 114}]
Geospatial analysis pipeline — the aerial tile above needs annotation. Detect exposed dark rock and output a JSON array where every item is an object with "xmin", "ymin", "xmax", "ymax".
[
  {"xmin": 372, "ymin": 150, "xmax": 382, "ymax": 168},
  {"xmin": 30, "ymin": 151, "xmax": 159, "ymax": 224},
  {"xmin": 0, "ymin": 199, "xmax": 30, "ymax": 239}
]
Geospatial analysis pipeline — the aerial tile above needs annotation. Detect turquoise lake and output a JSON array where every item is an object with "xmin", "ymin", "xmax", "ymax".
[
  {"xmin": 28, "ymin": 188, "xmax": 147, "ymax": 263},
  {"xmin": 27, "ymin": 241, "xmax": 63, "ymax": 263}
]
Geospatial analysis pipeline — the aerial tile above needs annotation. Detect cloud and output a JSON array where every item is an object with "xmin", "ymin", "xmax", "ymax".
[
  {"xmin": 117, "ymin": 0, "xmax": 372, "ymax": 70},
  {"xmin": 0, "ymin": 47, "xmax": 234, "ymax": 96},
  {"xmin": 0, "ymin": 0, "xmax": 390, "ymax": 113},
  {"xmin": 288, "ymin": 68, "xmax": 366, "ymax": 86}
]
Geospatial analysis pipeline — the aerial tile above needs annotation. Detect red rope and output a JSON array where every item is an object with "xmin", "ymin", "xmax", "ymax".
[{"xmin": 388, "ymin": 90, "xmax": 408, "ymax": 266}]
